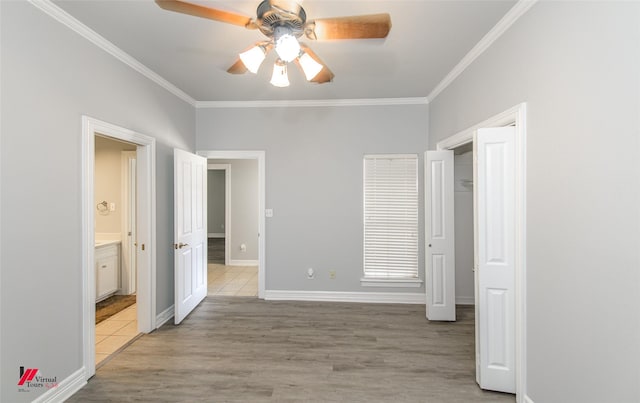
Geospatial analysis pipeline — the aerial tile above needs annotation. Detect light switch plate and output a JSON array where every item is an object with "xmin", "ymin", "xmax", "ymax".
[{"xmin": 265, "ymin": 209, "xmax": 273, "ymax": 218}]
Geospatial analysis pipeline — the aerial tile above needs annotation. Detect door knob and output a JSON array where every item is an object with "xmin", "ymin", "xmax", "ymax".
[{"xmin": 174, "ymin": 243, "xmax": 189, "ymax": 249}]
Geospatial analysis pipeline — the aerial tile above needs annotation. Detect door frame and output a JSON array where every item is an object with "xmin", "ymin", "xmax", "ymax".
[
  {"xmin": 121, "ymin": 151, "xmax": 137, "ymax": 295},
  {"xmin": 82, "ymin": 116, "xmax": 157, "ymax": 379},
  {"xmin": 436, "ymin": 103, "xmax": 527, "ymax": 398},
  {"xmin": 207, "ymin": 164, "xmax": 231, "ymax": 266},
  {"xmin": 198, "ymin": 150, "xmax": 266, "ymax": 299}
]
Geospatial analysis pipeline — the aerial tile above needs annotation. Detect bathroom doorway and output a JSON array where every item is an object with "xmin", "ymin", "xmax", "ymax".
[
  {"xmin": 82, "ymin": 116, "xmax": 157, "ymax": 380},
  {"xmin": 94, "ymin": 136, "xmax": 139, "ymax": 367}
]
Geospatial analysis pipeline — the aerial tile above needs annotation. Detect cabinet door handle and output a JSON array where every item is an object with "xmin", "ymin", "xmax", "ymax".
[{"xmin": 101, "ymin": 265, "xmax": 107, "ymax": 268}]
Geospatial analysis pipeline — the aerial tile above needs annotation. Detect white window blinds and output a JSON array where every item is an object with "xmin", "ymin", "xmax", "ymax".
[{"xmin": 363, "ymin": 154, "xmax": 419, "ymax": 279}]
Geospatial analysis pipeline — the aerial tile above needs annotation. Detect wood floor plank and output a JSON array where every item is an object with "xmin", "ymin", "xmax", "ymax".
[{"xmin": 69, "ymin": 297, "xmax": 515, "ymax": 402}]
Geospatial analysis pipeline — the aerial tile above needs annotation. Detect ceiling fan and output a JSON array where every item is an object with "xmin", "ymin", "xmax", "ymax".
[{"xmin": 155, "ymin": 0, "xmax": 391, "ymax": 87}]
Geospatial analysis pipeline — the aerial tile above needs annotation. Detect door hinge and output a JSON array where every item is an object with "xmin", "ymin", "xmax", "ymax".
[{"xmin": 141, "ymin": 244, "xmax": 145, "ymax": 251}]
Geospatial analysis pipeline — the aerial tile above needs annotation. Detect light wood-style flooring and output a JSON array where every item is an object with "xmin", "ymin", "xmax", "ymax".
[{"xmin": 71, "ymin": 298, "xmax": 515, "ymax": 402}]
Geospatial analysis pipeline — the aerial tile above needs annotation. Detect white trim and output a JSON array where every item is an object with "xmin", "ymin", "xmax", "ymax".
[
  {"xmin": 32, "ymin": 367, "xmax": 85, "ymax": 403},
  {"xmin": 198, "ymin": 150, "xmax": 266, "ymax": 299},
  {"xmin": 83, "ymin": 116, "xmax": 157, "ymax": 381},
  {"xmin": 436, "ymin": 103, "xmax": 527, "ymax": 401},
  {"xmin": 121, "ymin": 151, "xmax": 137, "ymax": 295},
  {"xmin": 229, "ymin": 259, "xmax": 259, "ymax": 266},
  {"xmin": 196, "ymin": 97, "xmax": 429, "ymax": 109},
  {"xmin": 208, "ymin": 233, "xmax": 225, "ymax": 238},
  {"xmin": 28, "ymin": 0, "xmax": 196, "ymax": 106},
  {"xmin": 523, "ymin": 396, "xmax": 535, "ymax": 403},
  {"xmin": 456, "ymin": 296, "xmax": 475, "ymax": 305},
  {"xmin": 427, "ymin": 0, "xmax": 538, "ymax": 103},
  {"xmin": 155, "ymin": 304, "xmax": 175, "ymax": 328},
  {"xmin": 360, "ymin": 278, "xmax": 423, "ymax": 288},
  {"xmin": 207, "ymin": 163, "xmax": 231, "ymax": 265},
  {"xmin": 265, "ymin": 290, "xmax": 426, "ymax": 304}
]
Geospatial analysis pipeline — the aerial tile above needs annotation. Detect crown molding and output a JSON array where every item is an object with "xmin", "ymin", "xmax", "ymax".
[
  {"xmin": 28, "ymin": 0, "xmax": 535, "ymax": 109},
  {"xmin": 28, "ymin": 0, "xmax": 197, "ymax": 107},
  {"xmin": 426, "ymin": 0, "xmax": 538, "ymax": 103},
  {"xmin": 195, "ymin": 97, "xmax": 429, "ymax": 109}
]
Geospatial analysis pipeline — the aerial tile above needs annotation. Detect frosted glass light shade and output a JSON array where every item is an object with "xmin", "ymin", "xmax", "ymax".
[
  {"xmin": 270, "ymin": 60, "xmax": 290, "ymax": 87},
  {"xmin": 239, "ymin": 46, "xmax": 266, "ymax": 74},
  {"xmin": 298, "ymin": 52, "xmax": 323, "ymax": 81},
  {"xmin": 275, "ymin": 33, "xmax": 301, "ymax": 63}
]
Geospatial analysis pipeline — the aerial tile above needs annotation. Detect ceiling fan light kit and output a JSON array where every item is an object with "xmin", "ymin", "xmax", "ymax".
[
  {"xmin": 156, "ymin": 0, "xmax": 391, "ymax": 87},
  {"xmin": 239, "ymin": 44, "xmax": 267, "ymax": 74},
  {"xmin": 270, "ymin": 58, "xmax": 290, "ymax": 87}
]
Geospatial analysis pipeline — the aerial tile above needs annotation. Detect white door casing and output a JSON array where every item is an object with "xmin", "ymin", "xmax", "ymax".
[
  {"xmin": 425, "ymin": 151, "xmax": 456, "ymax": 321},
  {"xmin": 475, "ymin": 127, "xmax": 516, "ymax": 393},
  {"xmin": 174, "ymin": 149, "xmax": 208, "ymax": 324},
  {"xmin": 82, "ymin": 116, "xmax": 156, "ymax": 380},
  {"xmin": 121, "ymin": 151, "xmax": 137, "ymax": 295}
]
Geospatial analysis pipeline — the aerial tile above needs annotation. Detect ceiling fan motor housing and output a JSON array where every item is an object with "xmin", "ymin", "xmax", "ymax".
[{"xmin": 256, "ymin": 0, "xmax": 306, "ymax": 38}]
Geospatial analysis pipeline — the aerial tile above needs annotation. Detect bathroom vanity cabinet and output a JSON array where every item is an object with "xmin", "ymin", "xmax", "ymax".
[{"xmin": 95, "ymin": 241, "xmax": 120, "ymax": 302}]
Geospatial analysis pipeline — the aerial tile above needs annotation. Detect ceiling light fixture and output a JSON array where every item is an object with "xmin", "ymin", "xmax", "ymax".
[
  {"xmin": 297, "ymin": 51, "xmax": 323, "ymax": 81},
  {"xmin": 157, "ymin": 0, "xmax": 392, "ymax": 88},
  {"xmin": 270, "ymin": 58, "xmax": 290, "ymax": 87},
  {"xmin": 239, "ymin": 44, "xmax": 266, "ymax": 74},
  {"xmin": 273, "ymin": 26, "xmax": 301, "ymax": 63}
]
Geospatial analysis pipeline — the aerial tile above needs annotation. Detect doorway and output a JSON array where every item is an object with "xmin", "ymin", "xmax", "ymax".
[
  {"xmin": 198, "ymin": 150, "xmax": 266, "ymax": 299},
  {"xmin": 206, "ymin": 159, "xmax": 259, "ymax": 297},
  {"xmin": 94, "ymin": 136, "xmax": 138, "ymax": 367},
  {"xmin": 82, "ymin": 116, "xmax": 157, "ymax": 379},
  {"xmin": 434, "ymin": 103, "xmax": 527, "ymax": 397}
]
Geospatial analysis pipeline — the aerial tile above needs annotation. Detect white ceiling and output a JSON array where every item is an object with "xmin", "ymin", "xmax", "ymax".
[{"xmin": 54, "ymin": 0, "xmax": 517, "ymax": 102}]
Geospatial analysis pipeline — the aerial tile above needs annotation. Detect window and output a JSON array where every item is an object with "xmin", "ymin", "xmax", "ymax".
[{"xmin": 363, "ymin": 154, "xmax": 419, "ymax": 285}]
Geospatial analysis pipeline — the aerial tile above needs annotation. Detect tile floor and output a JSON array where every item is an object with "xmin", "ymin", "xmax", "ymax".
[
  {"xmin": 95, "ymin": 303, "xmax": 138, "ymax": 366},
  {"xmin": 208, "ymin": 264, "xmax": 258, "ymax": 296}
]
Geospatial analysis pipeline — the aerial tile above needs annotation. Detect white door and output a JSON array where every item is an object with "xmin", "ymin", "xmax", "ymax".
[
  {"xmin": 174, "ymin": 149, "xmax": 208, "ymax": 324},
  {"xmin": 475, "ymin": 127, "xmax": 516, "ymax": 393},
  {"xmin": 425, "ymin": 151, "xmax": 456, "ymax": 321}
]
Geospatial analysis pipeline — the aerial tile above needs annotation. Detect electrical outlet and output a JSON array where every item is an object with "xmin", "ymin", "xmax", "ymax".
[
  {"xmin": 307, "ymin": 268, "xmax": 314, "ymax": 279},
  {"xmin": 329, "ymin": 270, "xmax": 336, "ymax": 279}
]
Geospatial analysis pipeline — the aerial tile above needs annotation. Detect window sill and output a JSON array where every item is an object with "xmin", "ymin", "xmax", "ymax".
[{"xmin": 360, "ymin": 278, "xmax": 423, "ymax": 288}]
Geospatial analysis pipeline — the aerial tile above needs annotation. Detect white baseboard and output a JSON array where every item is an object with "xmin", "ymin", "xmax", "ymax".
[
  {"xmin": 523, "ymin": 395, "xmax": 534, "ymax": 403},
  {"xmin": 155, "ymin": 304, "xmax": 174, "ymax": 328},
  {"xmin": 207, "ymin": 233, "xmax": 225, "ymax": 238},
  {"xmin": 32, "ymin": 367, "xmax": 86, "ymax": 403},
  {"xmin": 456, "ymin": 296, "xmax": 475, "ymax": 305},
  {"xmin": 229, "ymin": 259, "xmax": 258, "ymax": 266},
  {"xmin": 265, "ymin": 290, "xmax": 426, "ymax": 304}
]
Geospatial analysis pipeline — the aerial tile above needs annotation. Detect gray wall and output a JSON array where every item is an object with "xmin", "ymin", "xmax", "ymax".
[
  {"xmin": 209, "ymin": 159, "xmax": 259, "ymax": 262},
  {"xmin": 207, "ymin": 169, "xmax": 226, "ymax": 236},
  {"xmin": 0, "ymin": 2, "xmax": 195, "ymax": 402},
  {"xmin": 429, "ymin": 2, "xmax": 640, "ymax": 402},
  {"xmin": 197, "ymin": 105, "xmax": 428, "ymax": 291},
  {"xmin": 453, "ymin": 151, "xmax": 474, "ymax": 304}
]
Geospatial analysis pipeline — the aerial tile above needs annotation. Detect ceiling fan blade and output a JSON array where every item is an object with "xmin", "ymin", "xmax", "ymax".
[
  {"xmin": 227, "ymin": 59, "xmax": 248, "ymax": 75},
  {"xmin": 296, "ymin": 44, "xmax": 334, "ymax": 84},
  {"xmin": 155, "ymin": 0, "xmax": 257, "ymax": 29},
  {"xmin": 306, "ymin": 13, "xmax": 391, "ymax": 40}
]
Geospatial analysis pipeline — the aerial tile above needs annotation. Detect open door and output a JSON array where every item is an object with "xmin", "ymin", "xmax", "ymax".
[
  {"xmin": 425, "ymin": 150, "xmax": 456, "ymax": 321},
  {"xmin": 174, "ymin": 149, "xmax": 208, "ymax": 324},
  {"xmin": 475, "ymin": 127, "xmax": 516, "ymax": 393}
]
